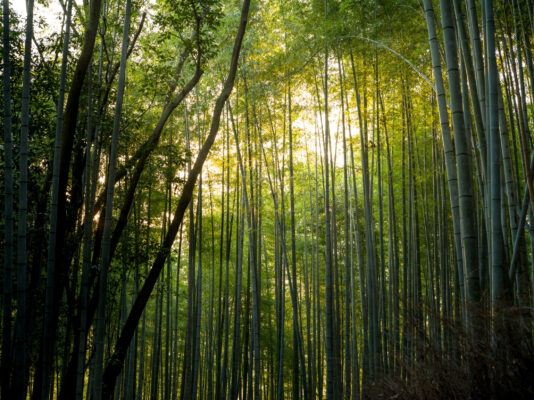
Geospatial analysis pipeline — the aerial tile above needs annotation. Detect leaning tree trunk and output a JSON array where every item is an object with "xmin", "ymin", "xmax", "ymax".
[{"xmin": 100, "ymin": 2, "xmax": 250, "ymax": 397}]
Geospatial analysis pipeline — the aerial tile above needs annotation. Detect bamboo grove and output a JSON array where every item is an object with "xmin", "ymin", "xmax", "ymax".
[{"xmin": 1, "ymin": 0, "xmax": 534, "ymax": 399}]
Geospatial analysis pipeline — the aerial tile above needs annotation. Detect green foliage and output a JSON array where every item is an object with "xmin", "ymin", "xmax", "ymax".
[{"xmin": 154, "ymin": 0, "xmax": 222, "ymax": 59}]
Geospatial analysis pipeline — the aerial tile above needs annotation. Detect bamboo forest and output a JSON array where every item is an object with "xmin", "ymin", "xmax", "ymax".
[{"xmin": 3, "ymin": 0, "xmax": 534, "ymax": 398}]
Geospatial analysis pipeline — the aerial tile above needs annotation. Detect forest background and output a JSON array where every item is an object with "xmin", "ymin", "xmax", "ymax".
[{"xmin": 2, "ymin": 0, "xmax": 534, "ymax": 399}]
